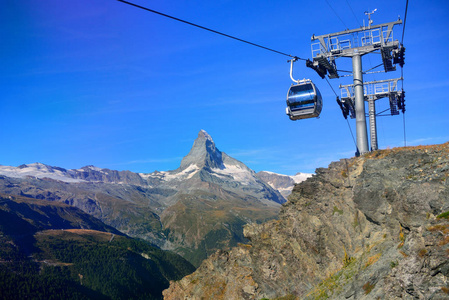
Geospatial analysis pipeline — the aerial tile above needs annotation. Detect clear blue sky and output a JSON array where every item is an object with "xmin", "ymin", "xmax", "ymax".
[{"xmin": 1, "ymin": 0, "xmax": 448, "ymax": 175}]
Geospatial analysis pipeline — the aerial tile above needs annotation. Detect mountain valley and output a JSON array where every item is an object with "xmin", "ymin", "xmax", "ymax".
[{"xmin": 0, "ymin": 193, "xmax": 194, "ymax": 299}]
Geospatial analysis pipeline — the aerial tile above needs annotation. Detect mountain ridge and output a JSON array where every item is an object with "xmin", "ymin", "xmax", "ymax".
[
  {"xmin": 163, "ymin": 142, "xmax": 449, "ymax": 299},
  {"xmin": 0, "ymin": 130, "xmax": 298, "ymax": 200},
  {"xmin": 0, "ymin": 130, "xmax": 294, "ymax": 266}
]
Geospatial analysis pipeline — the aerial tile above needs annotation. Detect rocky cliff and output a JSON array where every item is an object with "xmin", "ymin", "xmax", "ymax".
[{"xmin": 163, "ymin": 142, "xmax": 449, "ymax": 299}]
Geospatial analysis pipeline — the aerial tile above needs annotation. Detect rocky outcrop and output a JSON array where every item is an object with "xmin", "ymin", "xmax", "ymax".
[{"xmin": 163, "ymin": 142, "xmax": 449, "ymax": 299}]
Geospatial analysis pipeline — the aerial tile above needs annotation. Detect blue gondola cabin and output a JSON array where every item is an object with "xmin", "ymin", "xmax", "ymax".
[{"xmin": 286, "ymin": 80, "xmax": 323, "ymax": 120}]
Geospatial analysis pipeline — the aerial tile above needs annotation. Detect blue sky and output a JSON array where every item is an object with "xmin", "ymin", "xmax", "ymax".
[{"xmin": 1, "ymin": 0, "xmax": 448, "ymax": 175}]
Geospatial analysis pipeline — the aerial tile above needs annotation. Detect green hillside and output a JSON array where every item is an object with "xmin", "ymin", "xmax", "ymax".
[{"xmin": 0, "ymin": 195, "xmax": 195, "ymax": 299}]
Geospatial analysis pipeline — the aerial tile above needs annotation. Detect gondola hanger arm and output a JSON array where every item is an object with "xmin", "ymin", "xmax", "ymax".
[{"xmin": 289, "ymin": 57, "xmax": 307, "ymax": 84}]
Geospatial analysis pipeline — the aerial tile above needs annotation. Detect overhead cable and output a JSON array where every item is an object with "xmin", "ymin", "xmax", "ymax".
[
  {"xmin": 117, "ymin": 0, "xmax": 305, "ymax": 60},
  {"xmin": 325, "ymin": 78, "xmax": 357, "ymax": 148},
  {"xmin": 325, "ymin": 0, "xmax": 349, "ymax": 29},
  {"xmin": 401, "ymin": 0, "xmax": 409, "ymax": 44},
  {"xmin": 345, "ymin": 0, "xmax": 361, "ymax": 27},
  {"xmin": 325, "ymin": 77, "xmax": 338, "ymax": 98}
]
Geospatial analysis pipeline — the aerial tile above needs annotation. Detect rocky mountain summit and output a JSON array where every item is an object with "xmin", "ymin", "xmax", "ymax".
[
  {"xmin": 142, "ymin": 130, "xmax": 285, "ymax": 206},
  {"xmin": 163, "ymin": 142, "xmax": 449, "ymax": 299},
  {"xmin": 180, "ymin": 130, "xmax": 224, "ymax": 170},
  {"xmin": 142, "ymin": 130, "xmax": 285, "ymax": 265},
  {"xmin": 0, "ymin": 130, "xmax": 285, "ymax": 266}
]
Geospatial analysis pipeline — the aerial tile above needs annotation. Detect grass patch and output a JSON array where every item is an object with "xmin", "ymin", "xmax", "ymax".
[
  {"xmin": 399, "ymin": 225, "xmax": 405, "ymax": 243},
  {"xmin": 437, "ymin": 211, "xmax": 449, "ymax": 219},
  {"xmin": 306, "ymin": 253, "xmax": 359, "ymax": 299},
  {"xmin": 390, "ymin": 260, "xmax": 398, "ymax": 268},
  {"xmin": 363, "ymin": 282, "xmax": 375, "ymax": 295},
  {"xmin": 427, "ymin": 224, "xmax": 449, "ymax": 234},
  {"xmin": 439, "ymin": 236, "xmax": 449, "ymax": 246},
  {"xmin": 418, "ymin": 248, "xmax": 428, "ymax": 257},
  {"xmin": 364, "ymin": 253, "xmax": 381, "ymax": 268},
  {"xmin": 343, "ymin": 246, "xmax": 354, "ymax": 267},
  {"xmin": 397, "ymin": 224, "xmax": 406, "ymax": 248},
  {"xmin": 274, "ymin": 295, "xmax": 297, "ymax": 300},
  {"xmin": 352, "ymin": 214, "xmax": 359, "ymax": 228},
  {"xmin": 333, "ymin": 206, "xmax": 343, "ymax": 215}
]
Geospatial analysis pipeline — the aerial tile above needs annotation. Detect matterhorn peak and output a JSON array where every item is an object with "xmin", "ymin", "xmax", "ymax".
[
  {"xmin": 198, "ymin": 129, "xmax": 213, "ymax": 143},
  {"xmin": 179, "ymin": 130, "xmax": 224, "ymax": 170}
]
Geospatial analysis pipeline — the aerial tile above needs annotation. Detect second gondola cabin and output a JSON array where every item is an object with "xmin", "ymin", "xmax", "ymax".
[{"xmin": 286, "ymin": 79, "xmax": 323, "ymax": 120}]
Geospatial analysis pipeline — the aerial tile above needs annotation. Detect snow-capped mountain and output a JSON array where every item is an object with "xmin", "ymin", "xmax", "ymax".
[
  {"xmin": 0, "ymin": 130, "xmax": 300, "ymax": 202},
  {"xmin": 0, "ymin": 163, "xmax": 84, "ymax": 183},
  {"xmin": 142, "ymin": 130, "xmax": 259, "ymax": 184},
  {"xmin": 256, "ymin": 170, "xmax": 313, "ymax": 198},
  {"xmin": 0, "ymin": 163, "xmax": 149, "ymax": 186},
  {"xmin": 0, "ymin": 130, "xmax": 309, "ymax": 266},
  {"xmin": 141, "ymin": 130, "xmax": 284, "ymax": 205}
]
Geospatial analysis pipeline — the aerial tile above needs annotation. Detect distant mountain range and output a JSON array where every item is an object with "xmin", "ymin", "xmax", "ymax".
[
  {"xmin": 256, "ymin": 171, "xmax": 312, "ymax": 198},
  {"xmin": 0, "ymin": 130, "xmax": 312, "ymax": 266}
]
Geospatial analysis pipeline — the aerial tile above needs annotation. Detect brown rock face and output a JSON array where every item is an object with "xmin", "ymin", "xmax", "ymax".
[{"xmin": 163, "ymin": 143, "xmax": 449, "ymax": 299}]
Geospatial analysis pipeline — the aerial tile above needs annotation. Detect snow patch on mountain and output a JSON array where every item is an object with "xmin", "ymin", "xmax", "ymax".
[
  {"xmin": 256, "ymin": 171, "xmax": 313, "ymax": 199},
  {"xmin": 291, "ymin": 172, "xmax": 313, "ymax": 183},
  {"xmin": 77, "ymin": 165, "xmax": 106, "ymax": 173},
  {"xmin": 141, "ymin": 164, "xmax": 200, "ymax": 182},
  {"xmin": 199, "ymin": 129, "xmax": 213, "ymax": 142},
  {"xmin": 211, "ymin": 163, "xmax": 257, "ymax": 185},
  {"xmin": 0, "ymin": 163, "xmax": 85, "ymax": 183}
]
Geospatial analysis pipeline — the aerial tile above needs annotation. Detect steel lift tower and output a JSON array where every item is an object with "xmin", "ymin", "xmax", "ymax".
[{"xmin": 308, "ymin": 14, "xmax": 405, "ymax": 154}]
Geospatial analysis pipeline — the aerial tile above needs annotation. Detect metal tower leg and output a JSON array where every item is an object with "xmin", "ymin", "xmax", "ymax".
[
  {"xmin": 368, "ymin": 99, "xmax": 378, "ymax": 151},
  {"xmin": 352, "ymin": 54, "xmax": 369, "ymax": 154}
]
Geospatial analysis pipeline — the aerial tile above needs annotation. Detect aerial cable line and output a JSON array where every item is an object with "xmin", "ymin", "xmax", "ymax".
[
  {"xmin": 345, "ymin": 0, "xmax": 361, "ymax": 26},
  {"xmin": 117, "ymin": 0, "xmax": 305, "ymax": 61},
  {"xmin": 401, "ymin": 0, "xmax": 409, "ymax": 44},
  {"xmin": 325, "ymin": 77, "xmax": 338, "ymax": 98},
  {"xmin": 325, "ymin": 78, "xmax": 357, "ymax": 149},
  {"xmin": 325, "ymin": 0, "xmax": 348, "ymax": 29}
]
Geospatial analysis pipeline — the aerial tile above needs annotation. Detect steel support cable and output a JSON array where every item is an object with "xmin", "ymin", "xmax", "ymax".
[
  {"xmin": 345, "ymin": 0, "xmax": 361, "ymax": 27},
  {"xmin": 325, "ymin": 77, "xmax": 338, "ymax": 97},
  {"xmin": 117, "ymin": 0, "xmax": 305, "ymax": 61},
  {"xmin": 325, "ymin": 0, "xmax": 348, "ymax": 29},
  {"xmin": 364, "ymin": 63, "xmax": 383, "ymax": 73},
  {"xmin": 325, "ymin": 78, "xmax": 357, "ymax": 148},
  {"xmin": 401, "ymin": 0, "xmax": 409, "ymax": 44}
]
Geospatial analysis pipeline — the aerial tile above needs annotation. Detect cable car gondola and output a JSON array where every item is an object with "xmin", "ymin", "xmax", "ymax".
[{"xmin": 285, "ymin": 59, "xmax": 323, "ymax": 120}]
